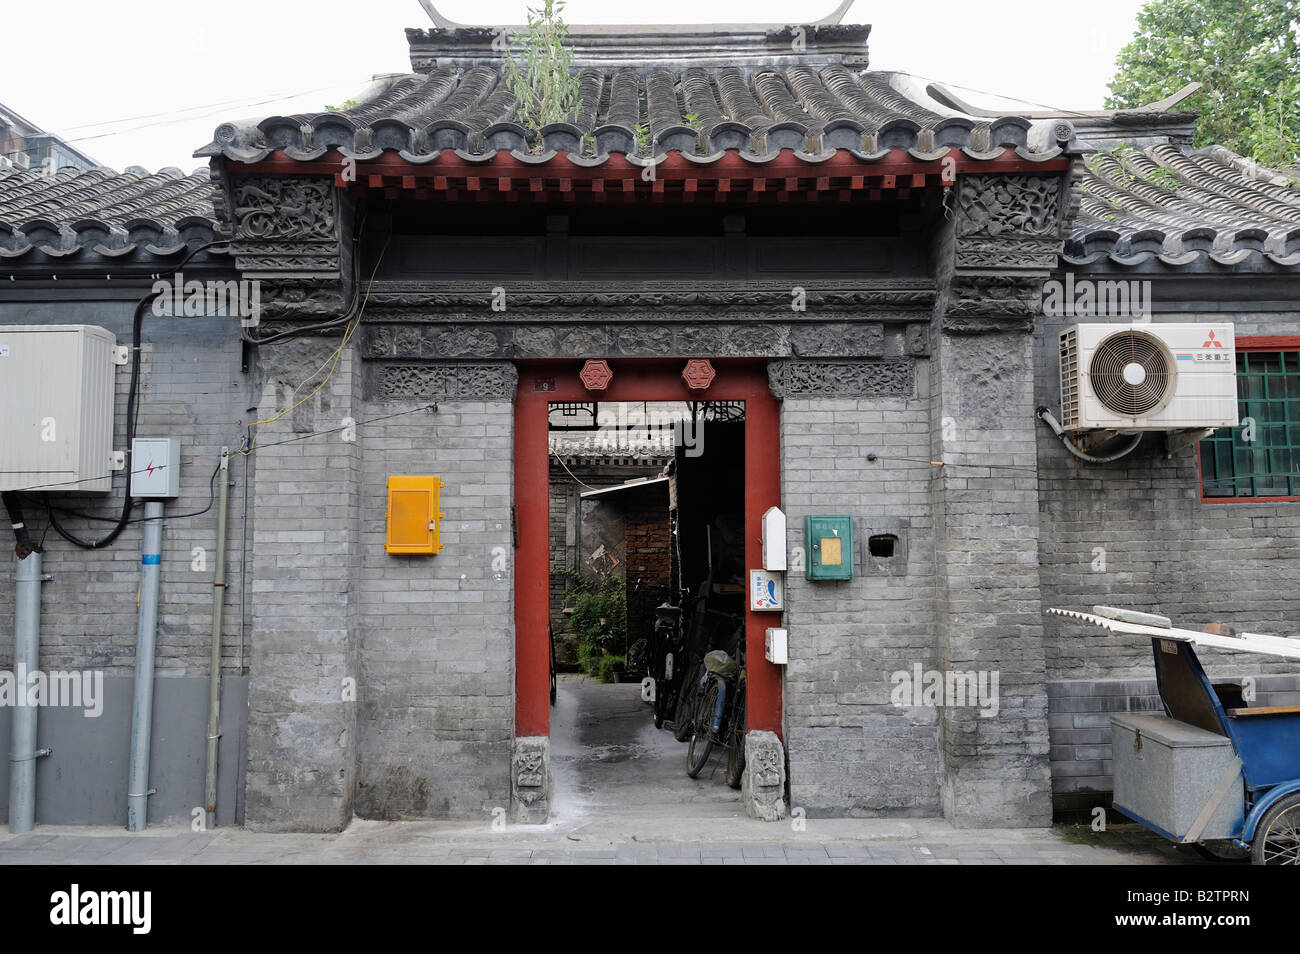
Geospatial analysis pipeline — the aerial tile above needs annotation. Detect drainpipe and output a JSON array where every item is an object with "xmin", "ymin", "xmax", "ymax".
[
  {"xmin": 127, "ymin": 501, "xmax": 164, "ymax": 831},
  {"xmin": 203, "ymin": 449, "xmax": 231, "ymax": 829},
  {"xmin": 9, "ymin": 550, "xmax": 49, "ymax": 834}
]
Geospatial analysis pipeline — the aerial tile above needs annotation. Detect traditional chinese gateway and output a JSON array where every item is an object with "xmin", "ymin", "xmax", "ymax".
[{"xmin": 1, "ymin": 8, "xmax": 1299, "ymax": 830}]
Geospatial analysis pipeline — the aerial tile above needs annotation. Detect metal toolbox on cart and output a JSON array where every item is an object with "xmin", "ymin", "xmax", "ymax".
[{"xmin": 1110, "ymin": 713, "xmax": 1244, "ymax": 841}]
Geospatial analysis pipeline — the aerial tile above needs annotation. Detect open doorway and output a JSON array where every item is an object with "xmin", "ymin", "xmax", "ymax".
[
  {"xmin": 512, "ymin": 360, "xmax": 783, "ymax": 824},
  {"xmin": 546, "ymin": 399, "xmax": 749, "ymax": 816}
]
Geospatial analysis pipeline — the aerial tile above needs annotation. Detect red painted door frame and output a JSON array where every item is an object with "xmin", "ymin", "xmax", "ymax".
[{"xmin": 513, "ymin": 359, "xmax": 783, "ymax": 740}]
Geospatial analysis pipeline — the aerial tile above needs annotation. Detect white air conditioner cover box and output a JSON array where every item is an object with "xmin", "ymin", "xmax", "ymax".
[
  {"xmin": 0, "ymin": 324, "xmax": 119, "ymax": 492},
  {"xmin": 1059, "ymin": 323, "xmax": 1239, "ymax": 431}
]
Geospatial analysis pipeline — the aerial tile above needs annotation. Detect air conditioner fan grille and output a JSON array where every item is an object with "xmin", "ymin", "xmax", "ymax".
[{"xmin": 1089, "ymin": 331, "xmax": 1175, "ymax": 417}]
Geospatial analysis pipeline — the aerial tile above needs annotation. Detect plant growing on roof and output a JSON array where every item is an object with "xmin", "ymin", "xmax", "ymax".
[
  {"xmin": 633, "ymin": 123, "xmax": 652, "ymax": 156},
  {"xmin": 502, "ymin": 0, "xmax": 582, "ymax": 151},
  {"xmin": 1143, "ymin": 165, "xmax": 1180, "ymax": 190}
]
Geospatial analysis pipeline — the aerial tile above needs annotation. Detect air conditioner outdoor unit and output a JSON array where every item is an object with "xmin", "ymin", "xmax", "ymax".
[{"xmin": 1058, "ymin": 323, "xmax": 1238, "ymax": 432}]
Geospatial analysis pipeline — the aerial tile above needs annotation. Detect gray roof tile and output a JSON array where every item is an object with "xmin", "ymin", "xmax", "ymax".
[
  {"xmin": 1067, "ymin": 144, "xmax": 1300, "ymax": 267},
  {"xmin": 198, "ymin": 67, "xmax": 1071, "ymax": 166},
  {"xmin": 0, "ymin": 166, "xmax": 220, "ymax": 259}
]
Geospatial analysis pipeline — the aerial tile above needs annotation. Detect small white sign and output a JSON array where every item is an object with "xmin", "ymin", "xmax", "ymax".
[
  {"xmin": 0, "ymin": 344, "xmax": 9, "ymax": 358},
  {"xmin": 762, "ymin": 506, "xmax": 787, "ymax": 571},
  {"xmin": 750, "ymin": 569, "xmax": 784, "ymax": 612}
]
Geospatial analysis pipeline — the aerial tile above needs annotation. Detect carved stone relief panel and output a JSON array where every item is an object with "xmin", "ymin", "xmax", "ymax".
[
  {"xmin": 956, "ymin": 175, "xmax": 1063, "ymax": 239},
  {"xmin": 767, "ymin": 359, "xmax": 916, "ymax": 399},
  {"xmin": 375, "ymin": 362, "xmax": 519, "ymax": 401},
  {"xmin": 228, "ymin": 174, "xmax": 341, "ymax": 282}
]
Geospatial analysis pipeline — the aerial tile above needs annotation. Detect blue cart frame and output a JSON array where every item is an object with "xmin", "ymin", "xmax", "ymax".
[{"xmin": 1050, "ymin": 608, "xmax": 1300, "ymax": 864}]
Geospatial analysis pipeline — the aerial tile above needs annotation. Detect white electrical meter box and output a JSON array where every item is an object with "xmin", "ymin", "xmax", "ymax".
[
  {"xmin": 131, "ymin": 438, "xmax": 181, "ymax": 498},
  {"xmin": 765, "ymin": 628, "xmax": 788, "ymax": 665},
  {"xmin": 761, "ymin": 506, "xmax": 787, "ymax": 571},
  {"xmin": 0, "ymin": 325, "xmax": 121, "ymax": 492}
]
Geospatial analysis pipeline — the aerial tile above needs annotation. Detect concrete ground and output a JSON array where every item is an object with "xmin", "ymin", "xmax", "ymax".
[{"xmin": 0, "ymin": 675, "xmax": 1203, "ymax": 865}]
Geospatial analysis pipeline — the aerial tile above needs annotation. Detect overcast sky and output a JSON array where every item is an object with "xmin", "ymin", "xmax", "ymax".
[{"xmin": 2, "ymin": 0, "xmax": 1147, "ymax": 172}]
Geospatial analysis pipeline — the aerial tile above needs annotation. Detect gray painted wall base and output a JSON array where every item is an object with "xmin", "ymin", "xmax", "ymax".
[{"xmin": 0, "ymin": 676, "xmax": 247, "ymax": 827}]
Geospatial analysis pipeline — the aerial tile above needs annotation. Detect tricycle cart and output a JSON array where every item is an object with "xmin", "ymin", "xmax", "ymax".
[{"xmin": 1049, "ymin": 606, "xmax": 1300, "ymax": 865}]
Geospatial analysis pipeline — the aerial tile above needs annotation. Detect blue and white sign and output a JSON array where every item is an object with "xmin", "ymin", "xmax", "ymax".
[{"xmin": 749, "ymin": 569, "xmax": 784, "ymax": 612}]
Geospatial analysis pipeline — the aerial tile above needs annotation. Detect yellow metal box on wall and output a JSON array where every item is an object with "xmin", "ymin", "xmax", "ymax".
[{"xmin": 385, "ymin": 475, "xmax": 444, "ymax": 554}]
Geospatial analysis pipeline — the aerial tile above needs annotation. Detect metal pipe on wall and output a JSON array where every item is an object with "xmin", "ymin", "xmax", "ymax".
[
  {"xmin": 126, "ymin": 501, "xmax": 164, "ymax": 831},
  {"xmin": 9, "ymin": 550, "xmax": 46, "ymax": 834},
  {"xmin": 203, "ymin": 449, "xmax": 231, "ymax": 829}
]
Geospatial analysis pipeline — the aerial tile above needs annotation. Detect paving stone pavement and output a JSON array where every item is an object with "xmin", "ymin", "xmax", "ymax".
[
  {"xmin": 0, "ymin": 678, "xmax": 1207, "ymax": 865},
  {"xmin": 0, "ymin": 819, "xmax": 1203, "ymax": 864}
]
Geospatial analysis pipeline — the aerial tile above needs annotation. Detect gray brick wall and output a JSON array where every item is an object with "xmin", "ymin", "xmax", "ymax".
[
  {"xmin": 930, "ymin": 329, "xmax": 1053, "ymax": 827},
  {"xmin": 243, "ymin": 341, "xmax": 362, "ymax": 831},
  {"xmin": 0, "ymin": 294, "xmax": 256, "ymax": 825},
  {"xmin": 782, "ymin": 385, "xmax": 942, "ymax": 817},
  {"xmin": 1036, "ymin": 311, "xmax": 1300, "ymax": 818},
  {"xmin": 1036, "ymin": 313, "xmax": 1300, "ymax": 681},
  {"xmin": 0, "ymin": 298, "xmax": 256, "ymax": 679},
  {"xmin": 354, "ymin": 395, "xmax": 515, "ymax": 820}
]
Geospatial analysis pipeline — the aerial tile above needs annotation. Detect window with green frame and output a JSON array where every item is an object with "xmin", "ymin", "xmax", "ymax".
[{"xmin": 1200, "ymin": 347, "xmax": 1300, "ymax": 500}]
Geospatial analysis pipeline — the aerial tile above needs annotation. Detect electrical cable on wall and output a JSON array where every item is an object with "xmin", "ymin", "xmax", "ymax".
[
  {"xmin": 238, "ymin": 234, "xmax": 389, "ymax": 456},
  {"xmin": 27, "ymin": 463, "xmax": 222, "ymax": 524},
  {"xmin": 18, "ymin": 405, "xmax": 435, "ymax": 497},
  {"xmin": 550, "ymin": 449, "xmax": 600, "ymax": 491},
  {"xmin": 41, "ymin": 239, "xmax": 229, "ymax": 549},
  {"xmin": 240, "ymin": 210, "xmax": 369, "ymax": 347}
]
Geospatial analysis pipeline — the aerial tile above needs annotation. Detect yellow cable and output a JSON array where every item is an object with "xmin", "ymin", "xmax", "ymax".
[{"xmin": 240, "ymin": 237, "xmax": 390, "ymax": 456}]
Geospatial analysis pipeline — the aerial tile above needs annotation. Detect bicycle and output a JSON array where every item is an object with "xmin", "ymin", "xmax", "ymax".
[{"xmin": 686, "ymin": 629, "xmax": 746, "ymax": 781}]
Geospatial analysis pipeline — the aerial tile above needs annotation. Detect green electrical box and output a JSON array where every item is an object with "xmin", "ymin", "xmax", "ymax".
[{"xmin": 805, "ymin": 515, "xmax": 854, "ymax": 581}]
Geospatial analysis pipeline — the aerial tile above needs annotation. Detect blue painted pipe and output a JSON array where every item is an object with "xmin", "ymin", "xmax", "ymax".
[{"xmin": 127, "ymin": 501, "xmax": 163, "ymax": 831}]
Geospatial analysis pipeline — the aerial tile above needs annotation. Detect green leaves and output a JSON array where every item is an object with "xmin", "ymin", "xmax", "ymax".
[
  {"xmin": 502, "ymin": 0, "xmax": 583, "ymax": 149},
  {"xmin": 1106, "ymin": 0, "xmax": 1299, "ymax": 168}
]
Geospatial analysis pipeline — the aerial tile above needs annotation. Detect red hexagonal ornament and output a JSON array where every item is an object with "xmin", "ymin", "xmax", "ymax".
[
  {"xmin": 579, "ymin": 359, "xmax": 614, "ymax": 392},
  {"xmin": 681, "ymin": 359, "xmax": 716, "ymax": 392}
]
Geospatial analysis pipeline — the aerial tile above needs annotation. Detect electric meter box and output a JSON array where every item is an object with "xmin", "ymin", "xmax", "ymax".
[
  {"xmin": 386, "ymin": 475, "xmax": 444, "ymax": 554},
  {"xmin": 0, "ymin": 324, "xmax": 121, "ymax": 492},
  {"xmin": 805, "ymin": 515, "xmax": 854, "ymax": 581},
  {"xmin": 130, "ymin": 438, "xmax": 182, "ymax": 498},
  {"xmin": 765, "ymin": 628, "xmax": 789, "ymax": 665}
]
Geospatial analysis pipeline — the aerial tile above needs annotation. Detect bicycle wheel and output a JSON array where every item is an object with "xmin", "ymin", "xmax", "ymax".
[
  {"xmin": 686, "ymin": 681, "xmax": 719, "ymax": 777},
  {"xmin": 725, "ymin": 682, "xmax": 746, "ymax": 789},
  {"xmin": 673, "ymin": 663, "xmax": 700, "ymax": 742},
  {"xmin": 1252, "ymin": 792, "xmax": 1300, "ymax": 865},
  {"xmin": 653, "ymin": 686, "xmax": 666, "ymax": 729},
  {"xmin": 548, "ymin": 624, "xmax": 557, "ymax": 707}
]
